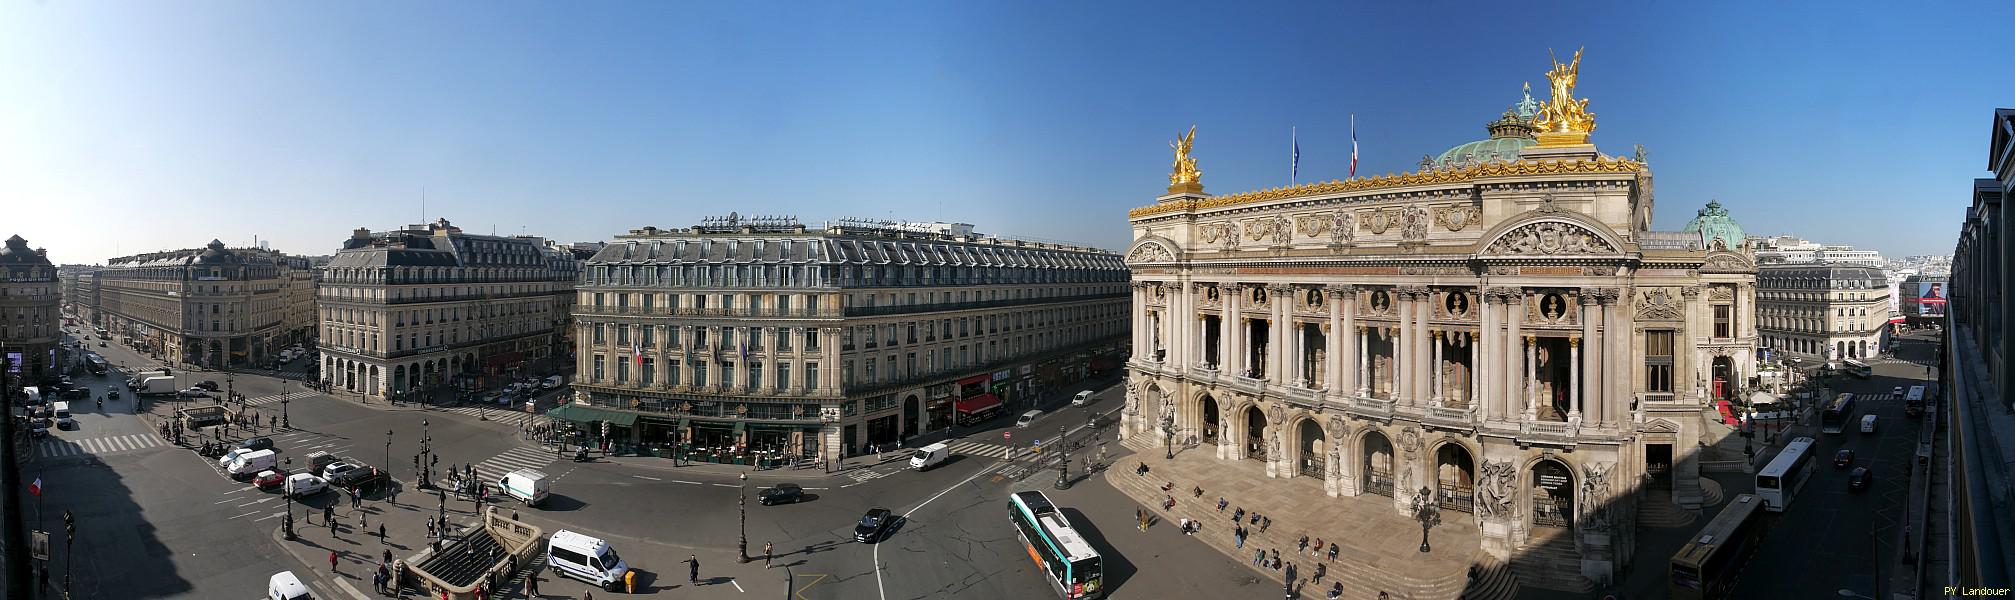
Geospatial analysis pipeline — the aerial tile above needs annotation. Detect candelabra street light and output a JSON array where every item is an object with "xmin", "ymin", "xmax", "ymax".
[
  {"xmin": 385, "ymin": 429, "xmax": 394, "ymax": 476},
  {"xmin": 1160, "ymin": 410, "xmax": 1175, "ymax": 460},
  {"xmin": 1055, "ymin": 424, "xmax": 1071, "ymax": 490},
  {"xmin": 1411, "ymin": 486, "xmax": 1442, "ymax": 553},
  {"xmin": 280, "ymin": 381, "xmax": 292, "ymax": 430},
  {"xmin": 737, "ymin": 472, "xmax": 750, "ymax": 563}
]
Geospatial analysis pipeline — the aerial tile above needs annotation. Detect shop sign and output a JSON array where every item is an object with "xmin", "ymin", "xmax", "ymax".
[
  {"xmin": 992, "ymin": 370, "xmax": 1011, "ymax": 382},
  {"xmin": 926, "ymin": 383, "xmax": 956, "ymax": 398},
  {"xmin": 1018, "ymin": 365, "xmax": 1033, "ymax": 376},
  {"xmin": 820, "ymin": 407, "xmax": 841, "ymax": 423}
]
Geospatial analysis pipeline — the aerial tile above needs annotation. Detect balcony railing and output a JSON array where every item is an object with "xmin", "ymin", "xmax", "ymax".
[
  {"xmin": 1421, "ymin": 405, "xmax": 1477, "ymax": 431},
  {"xmin": 577, "ymin": 305, "xmax": 837, "ymax": 319},
  {"xmin": 841, "ymin": 292, "xmax": 1126, "ymax": 318}
]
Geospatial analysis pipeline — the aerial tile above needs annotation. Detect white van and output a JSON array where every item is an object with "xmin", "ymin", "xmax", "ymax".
[
  {"xmin": 286, "ymin": 473, "xmax": 329, "ymax": 498},
  {"xmin": 1017, "ymin": 410, "xmax": 1042, "ymax": 428},
  {"xmin": 500, "ymin": 469, "xmax": 551, "ymax": 506},
  {"xmin": 1861, "ymin": 414, "xmax": 1879, "ymax": 434},
  {"xmin": 228, "ymin": 449, "xmax": 280, "ymax": 479},
  {"xmin": 219, "ymin": 447, "xmax": 253, "ymax": 468},
  {"xmin": 547, "ymin": 529, "xmax": 630, "ymax": 592},
  {"xmin": 910, "ymin": 442, "xmax": 950, "ymax": 470},
  {"xmin": 267, "ymin": 570, "xmax": 311, "ymax": 600},
  {"xmin": 51, "ymin": 402, "xmax": 70, "ymax": 419},
  {"xmin": 1072, "ymin": 390, "xmax": 1094, "ymax": 406}
]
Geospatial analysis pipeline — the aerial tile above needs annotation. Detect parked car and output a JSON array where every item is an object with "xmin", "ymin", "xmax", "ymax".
[
  {"xmin": 1848, "ymin": 466, "xmax": 1873, "ymax": 490},
  {"xmin": 253, "ymin": 469, "xmax": 291, "ymax": 491},
  {"xmin": 55, "ymin": 416, "xmax": 76, "ymax": 430},
  {"xmin": 28, "ymin": 422, "xmax": 49, "ymax": 438},
  {"xmin": 758, "ymin": 483, "xmax": 804, "ymax": 506},
  {"xmin": 1833, "ymin": 449, "xmax": 1855, "ymax": 468},
  {"xmin": 285, "ymin": 473, "xmax": 329, "ymax": 498},
  {"xmin": 239, "ymin": 437, "xmax": 275, "ymax": 452},
  {"xmin": 1892, "ymin": 386, "xmax": 1904, "ymax": 396},
  {"xmin": 321, "ymin": 462, "xmax": 359, "ymax": 479},
  {"xmin": 854, "ymin": 507, "xmax": 895, "ymax": 543},
  {"xmin": 196, "ymin": 380, "xmax": 220, "ymax": 391},
  {"xmin": 541, "ymin": 375, "xmax": 565, "ymax": 389},
  {"xmin": 60, "ymin": 388, "xmax": 90, "ymax": 400},
  {"xmin": 178, "ymin": 387, "xmax": 210, "ymax": 398}
]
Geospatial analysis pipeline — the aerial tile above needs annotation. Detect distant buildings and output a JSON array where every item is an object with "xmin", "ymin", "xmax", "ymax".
[
  {"xmin": 99, "ymin": 240, "xmax": 317, "ymax": 368},
  {"xmin": 0, "ymin": 235, "xmax": 61, "ymax": 381},
  {"xmin": 1748, "ymin": 235, "xmax": 1885, "ymax": 267},
  {"xmin": 316, "ymin": 219, "xmax": 580, "ymax": 399},
  {"xmin": 567, "ymin": 215, "xmax": 1127, "ymax": 464},
  {"xmin": 1755, "ymin": 263, "xmax": 1891, "ymax": 362}
]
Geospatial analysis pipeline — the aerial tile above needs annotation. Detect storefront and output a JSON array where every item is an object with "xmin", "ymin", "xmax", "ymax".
[{"xmin": 924, "ymin": 382, "xmax": 956, "ymax": 431}]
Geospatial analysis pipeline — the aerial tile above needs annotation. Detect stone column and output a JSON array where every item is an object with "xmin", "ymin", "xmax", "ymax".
[
  {"xmin": 1357, "ymin": 325, "xmax": 1370, "ymax": 397},
  {"xmin": 1431, "ymin": 330, "xmax": 1445, "ymax": 407},
  {"xmin": 1329, "ymin": 287, "xmax": 1347, "ymax": 394},
  {"xmin": 1607, "ymin": 292, "xmax": 1629, "ymax": 426},
  {"xmin": 1416, "ymin": 292, "xmax": 1432, "ymax": 408},
  {"xmin": 1225, "ymin": 286, "xmax": 1243, "ymax": 377},
  {"xmin": 1480, "ymin": 290, "xmax": 1498, "ymax": 421},
  {"xmin": 1590, "ymin": 293, "xmax": 1609, "ymax": 427},
  {"xmin": 1506, "ymin": 290, "xmax": 1525, "ymax": 421},
  {"xmin": 1524, "ymin": 335, "xmax": 1538, "ymax": 419},
  {"xmin": 1395, "ymin": 293, "xmax": 1411, "ymax": 404},
  {"xmin": 1269, "ymin": 285, "xmax": 1290, "ymax": 383},
  {"xmin": 1579, "ymin": 294, "xmax": 1598, "ymax": 425},
  {"xmin": 821, "ymin": 327, "xmax": 841, "ymax": 392},
  {"xmin": 1568, "ymin": 337, "xmax": 1582, "ymax": 425},
  {"xmin": 1130, "ymin": 283, "xmax": 1147, "ymax": 357}
]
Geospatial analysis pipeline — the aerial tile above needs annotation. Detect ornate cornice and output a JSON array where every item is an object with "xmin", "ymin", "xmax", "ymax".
[{"xmin": 1128, "ymin": 156, "xmax": 1645, "ymax": 219}]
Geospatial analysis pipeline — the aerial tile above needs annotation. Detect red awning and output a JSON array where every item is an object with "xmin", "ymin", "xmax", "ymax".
[
  {"xmin": 957, "ymin": 374, "xmax": 992, "ymax": 386},
  {"xmin": 955, "ymin": 393, "xmax": 1001, "ymax": 414}
]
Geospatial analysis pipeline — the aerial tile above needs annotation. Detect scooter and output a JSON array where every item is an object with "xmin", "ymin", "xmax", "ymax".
[{"xmin": 573, "ymin": 448, "xmax": 592, "ymax": 463}]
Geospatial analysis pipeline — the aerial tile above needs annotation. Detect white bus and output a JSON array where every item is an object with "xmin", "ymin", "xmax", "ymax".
[
  {"xmin": 1008, "ymin": 491, "xmax": 1105, "ymax": 599},
  {"xmin": 1755, "ymin": 437, "xmax": 1816, "ymax": 512}
]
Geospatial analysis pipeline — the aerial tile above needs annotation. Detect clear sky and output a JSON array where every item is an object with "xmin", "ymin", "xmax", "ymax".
[{"xmin": 4, "ymin": 1, "xmax": 2008, "ymax": 263}]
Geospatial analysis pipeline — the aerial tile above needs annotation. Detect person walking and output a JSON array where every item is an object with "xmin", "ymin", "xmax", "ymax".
[
  {"xmin": 329, "ymin": 550, "xmax": 339, "ymax": 573},
  {"xmin": 763, "ymin": 541, "xmax": 774, "ymax": 568},
  {"xmin": 525, "ymin": 573, "xmax": 540, "ymax": 598},
  {"xmin": 686, "ymin": 554, "xmax": 700, "ymax": 584},
  {"xmin": 379, "ymin": 523, "xmax": 387, "ymax": 545},
  {"xmin": 1252, "ymin": 548, "xmax": 1265, "ymax": 566}
]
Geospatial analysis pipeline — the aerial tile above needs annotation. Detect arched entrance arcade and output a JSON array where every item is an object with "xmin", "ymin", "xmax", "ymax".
[
  {"xmin": 1434, "ymin": 442, "xmax": 1476, "ymax": 513},
  {"xmin": 1295, "ymin": 418, "xmax": 1325, "ymax": 478},
  {"xmin": 1361, "ymin": 430, "xmax": 1395, "ymax": 497}
]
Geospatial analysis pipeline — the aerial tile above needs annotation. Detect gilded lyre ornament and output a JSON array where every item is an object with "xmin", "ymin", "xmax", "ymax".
[
  {"xmin": 1168, "ymin": 125, "xmax": 1204, "ymax": 193},
  {"xmin": 1533, "ymin": 48, "xmax": 1597, "ymax": 147}
]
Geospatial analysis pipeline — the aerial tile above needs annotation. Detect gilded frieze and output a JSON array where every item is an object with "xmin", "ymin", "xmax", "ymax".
[{"xmin": 1128, "ymin": 156, "xmax": 1645, "ymax": 219}]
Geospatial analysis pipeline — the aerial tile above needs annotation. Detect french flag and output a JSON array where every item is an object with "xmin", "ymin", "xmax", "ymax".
[
  {"xmin": 29, "ymin": 476, "xmax": 41, "ymax": 497},
  {"xmin": 1349, "ymin": 114, "xmax": 1359, "ymax": 178}
]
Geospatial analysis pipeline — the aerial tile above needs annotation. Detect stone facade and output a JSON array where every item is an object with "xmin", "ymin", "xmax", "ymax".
[
  {"xmin": 569, "ymin": 217, "xmax": 1128, "ymax": 465},
  {"xmin": 1122, "ymin": 127, "xmax": 1755, "ymax": 588},
  {"xmin": 0, "ymin": 235, "xmax": 62, "ymax": 382},
  {"xmin": 316, "ymin": 219, "xmax": 580, "ymax": 399},
  {"xmin": 100, "ymin": 240, "xmax": 314, "ymax": 369},
  {"xmin": 1756, "ymin": 263, "xmax": 1891, "ymax": 363}
]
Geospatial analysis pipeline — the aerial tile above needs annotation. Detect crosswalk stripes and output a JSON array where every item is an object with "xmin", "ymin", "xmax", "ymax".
[
  {"xmin": 470, "ymin": 445, "xmax": 558, "ymax": 485},
  {"xmin": 37, "ymin": 433, "xmax": 168, "ymax": 458},
  {"xmin": 434, "ymin": 403, "xmax": 537, "ymax": 424},
  {"xmin": 946, "ymin": 439, "xmax": 1010, "ymax": 457},
  {"xmin": 242, "ymin": 392, "xmax": 330, "ymax": 407}
]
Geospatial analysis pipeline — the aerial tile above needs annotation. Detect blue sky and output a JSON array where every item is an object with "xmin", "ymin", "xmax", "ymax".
[{"xmin": 3, "ymin": 1, "xmax": 2008, "ymax": 262}]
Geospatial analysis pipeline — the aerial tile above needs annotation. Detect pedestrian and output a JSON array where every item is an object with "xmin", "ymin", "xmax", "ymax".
[
  {"xmin": 1261, "ymin": 515, "xmax": 1272, "ymax": 533},
  {"xmin": 1298, "ymin": 534, "xmax": 1309, "ymax": 553},
  {"xmin": 687, "ymin": 554, "xmax": 700, "ymax": 584},
  {"xmin": 379, "ymin": 523, "xmax": 387, "ymax": 544},
  {"xmin": 1327, "ymin": 543, "xmax": 1339, "ymax": 562},
  {"xmin": 583, "ymin": 589, "xmax": 592, "ymax": 600},
  {"xmin": 1314, "ymin": 561, "xmax": 1326, "ymax": 584},
  {"xmin": 1233, "ymin": 507, "xmax": 1245, "ymax": 522},
  {"xmin": 1217, "ymin": 497, "xmax": 1228, "ymax": 512},
  {"xmin": 526, "ymin": 574, "xmax": 540, "ymax": 597},
  {"xmin": 329, "ymin": 550, "xmax": 339, "ymax": 573},
  {"xmin": 1314, "ymin": 537, "xmax": 1325, "ymax": 554},
  {"xmin": 426, "ymin": 516, "xmax": 436, "ymax": 538},
  {"xmin": 513, "ymin": 510, "xmax": 520, "ymax": 521},
  {"xmin": 764, "ymin": 541, "xmax": 774, "ymax": 568},
  {"xmin": 1253, "ymin": 548, "xmax": 1265, "ymax": 566},
  {"xmin": 1135, "ymin": 508, "xmax": 1145, "ymax": 532}
]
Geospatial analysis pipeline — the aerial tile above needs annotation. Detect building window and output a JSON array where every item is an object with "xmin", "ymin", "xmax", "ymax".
[
  {"xmin": 1713, "ymin": 305, "xmax": 1731, "ymax": 338},
  {"xmin": 749, "ymin": 361, "xmax": 762, "ymax": 389},
  {"xmin": 1646, "ymin": 330, "xmax": 1674, "ymax": 393},
  {"xmin": 616, "ymin": 358, "xmax": 629, "ymax": 382},
  {"xmin": 593, "ymin": 354, "xmax": 605, "ymax": 381},
  {"xmin": 806, "ymin": 329, "xmax": 820, "ymax": 351},
  {"xmin": 843, "ymin": 360, "xmax": 855, "ymax": 388},
  {"xmin": 804, "ymin": 363, "xmax": 818, "ymax": 390},
  {"xmin": 593, "ymin": 324, "xmax": 606, "ymax": 344},
  {"xmin": 776, "ymin": 363, "xmax": 790, "ymax": 391},
  {"xmin": 641, "ymin": 357, "xmax": 656, "ymax": 385},
  {"xmin": 668, "ymin": 360, "xmax": 681, "ymax": 386},
  {"xmin": 694, "ymin": 362, "xmax": 709, "ymax": 387},
  {"xmin": 642, "ymin": 326, "xmax": 654, "ymax": 347},
  {"xmin": 616, "ymin": 326, "xmax": 629, "ymax": 346}
]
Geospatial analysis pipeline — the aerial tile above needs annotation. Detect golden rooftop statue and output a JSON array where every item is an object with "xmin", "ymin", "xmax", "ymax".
[
  {"xmin": 1533, "ymin": 47, "xmax": 1598, "ymax": 147},
  {"xmin": 1168, "ymin": 124, "xmax": 1204, "ymax": 194}
]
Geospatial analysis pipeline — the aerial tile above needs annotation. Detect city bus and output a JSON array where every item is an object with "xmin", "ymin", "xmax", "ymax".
[
  {"xmin": 1841, "ymin": 359, "xmax": 1872, "ymax": 378},
  {"xmin": 1754, "ymin": 437, "xmax": 1815, "ymax": 512},
  {"xmin": 1821, "ymin": 393, "xmax": 1858, "ymax": 434},
  {"xmin": 1669, "ymin": 494, "xmax": 1767, "ymax": 600},
  {"xmin": 1903, "ymin": 385, "xmax": 1926, "ymax": 417},
  {"xmin": 1008, "ymin": 491, "xmax": 1105, "ymax": 599}
]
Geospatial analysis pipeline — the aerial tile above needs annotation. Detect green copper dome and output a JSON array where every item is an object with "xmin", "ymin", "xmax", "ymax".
[
  {"xmin": 1683, "ymin": 200, "xmax": 1746, "ymax": 251},
  {"xmin": 1433, "ymin": 83, "xmax": 1542, "ymax": 168}
]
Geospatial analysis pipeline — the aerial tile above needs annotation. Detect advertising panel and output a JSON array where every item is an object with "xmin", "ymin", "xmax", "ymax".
[{"xmin": 1917, "ymin": 282, "xmax": 1947, "ymax": 317}]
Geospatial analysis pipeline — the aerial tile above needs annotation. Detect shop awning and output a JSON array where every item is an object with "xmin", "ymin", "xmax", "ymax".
[
  {"xmin": 955, "ymin": 393, "xmax": 1002, "ymax": 414},
  {"xmin": 957, "ymin": 374, "xmax": 992, "ymax": 386},
  {"xmin": 544, "ymin": 404, "xmax": 638, "ymax": 426},
  {"xmin": 732, "ymin": 421, "xmax": 746, "ymax": 433}
]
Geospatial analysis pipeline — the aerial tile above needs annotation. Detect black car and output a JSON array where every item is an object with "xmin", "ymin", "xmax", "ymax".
[
  {"xmin": 60, "ymin": 388, "xmax": 90, "ymax": 400},
  {"xmin": 196, "ymin": 381, "xmax": 220, "ymax": 392},
  {"xmin": 1848, "ymin": 466, "xmax": 1873, "ymax": 490},
  {"xmin": 854, "ymin": 507, "xmax": 895, "ymax": 543},
  {"xmin": 759, "ymin": 483, "xmax": 804, "ymax": 506},
  {"xmin": 28, "ymin": 422, "xmax": 49, "ymax": 438},
  {"xmin": 327, "ymin": 465, "xmax": 391, "ymax": 494},
  {"xmin": 239, "ymin": 437, "xmax": 274, "ymax": 452}
]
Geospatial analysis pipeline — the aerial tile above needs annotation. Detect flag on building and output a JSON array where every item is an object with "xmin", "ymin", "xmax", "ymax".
[
  {"xmin": 1290, "ymin": 126, "xmax": 1300, "ymax": 184},
  {"xmin": 1349, "ymin": 114, "xmax": 1359, "ymax": 178},
  {"xmin": 633, "ymin": 336, "xmax": 642, "ymax": 367},
  {"xmin": 29, "ymin": 476, "xmax": 41, "ymax": 497}
]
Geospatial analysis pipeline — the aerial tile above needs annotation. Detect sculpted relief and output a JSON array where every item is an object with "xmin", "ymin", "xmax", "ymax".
[
  {"xmin": 1365, "ymin": 209, "xmax": 1395, "ymax": 235},
  {"xmin": 1482, "ymin": 221, "xmax": 1618, "ymax": 256},
  {"xmin": 1125, "ymin": 242, "xmax": 1173, "ymax": 264},
  {"xmin": 1400, "ymin": 205, "xmax": 1429, "ymax": 241},
  {"xmin": 1433, "ymin": 205, "xmax": 1482, "ymax": 232},
  {"xmin": 1330, "ymin": 212, "xmax": 1356, "ymax": 244},
  {"xmin": 1296, "ymin": 214, "xmax": 1330, "ymax": 238}
]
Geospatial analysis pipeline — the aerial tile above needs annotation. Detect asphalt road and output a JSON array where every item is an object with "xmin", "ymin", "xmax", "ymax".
[{"xmin": 1732, "ymin": 330, "xmax": 1940, "ymax": 598}]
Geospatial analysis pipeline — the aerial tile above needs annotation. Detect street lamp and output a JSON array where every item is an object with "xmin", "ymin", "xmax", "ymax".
[
  {"xmin": 1411, "ymin": 486, "xmax": 1442, "ymax": 553},
  {"xmin": 1055, "ymin": 424, "xmax": 1071, "ymax": 490},
  {"xmin": 385, "ymin": 429, "xmax": 394, "ymax": 476},
  {"xmin": 280, "ymin": 381, "xmax": 291, "ymax": 430},
  {"xmin": 1160, "ymin": 409, "xmax": 1175, "ymax": 460},
  {"xmin": 737, "ymin": 472, "xmax": 750, "ymax": 563}
]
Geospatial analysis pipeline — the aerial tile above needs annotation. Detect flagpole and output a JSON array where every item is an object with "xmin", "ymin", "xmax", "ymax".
[{"xmin": 1290, "ymin": 126, "xmax": 1297, "ymax": 185}]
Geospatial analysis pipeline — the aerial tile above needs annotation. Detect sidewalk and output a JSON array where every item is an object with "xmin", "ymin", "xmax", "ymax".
[{"xmin": 1103, "ymin": 437, "xmax": 1501, "ymax": 600}]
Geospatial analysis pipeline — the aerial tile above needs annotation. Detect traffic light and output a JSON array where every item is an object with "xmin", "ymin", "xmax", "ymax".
[
  {"xmin": 62, "ymin": 511, "xmax": 74, "ymax": 537},
  {"xmin": 431, "ymin": 454, "xmax": 439, "ymax": 466}
]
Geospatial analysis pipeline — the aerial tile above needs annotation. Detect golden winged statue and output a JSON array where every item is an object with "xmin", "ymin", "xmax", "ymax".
[
  {"xmin": 1168, "ymin": 125, "xmax": 1203, "ymax": 193},
  {"xmin": 1534, "ymin": 48, "xmax": 1597, "ymax": 146}
]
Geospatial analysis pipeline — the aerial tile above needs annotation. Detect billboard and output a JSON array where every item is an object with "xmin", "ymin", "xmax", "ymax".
[{"xmin": 1918, "ymin": 282, "xmax": 1947, "ymax": 317}]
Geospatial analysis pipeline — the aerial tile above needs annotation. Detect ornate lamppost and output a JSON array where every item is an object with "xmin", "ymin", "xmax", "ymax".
[
  {"xmin": 279, "ymin": 381, "xmax": 291, "ymax": 430},
  {"xmin": 1411, "ymin": 486, "xmax": 1442, "ymax": 553},
  {"xmin": 384, "ymin": 429, "xmax": 394, "ymax": 477},
  {"xmin": 1160, "ymin": 409, "xmax": 1175, "ymax": 460},
  {"xmin": 737, "ymin": 472, "xmax": 750, "ymax": 563},
  {"xmin": 1055, "ymin": 424, "xmax": 1071, "ymax": 490}
]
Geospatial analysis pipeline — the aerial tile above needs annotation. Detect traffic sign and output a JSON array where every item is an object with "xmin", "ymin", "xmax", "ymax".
[{"xmin": 1003, "ymin": 431, "xmax": 1011, "ymax": 441}]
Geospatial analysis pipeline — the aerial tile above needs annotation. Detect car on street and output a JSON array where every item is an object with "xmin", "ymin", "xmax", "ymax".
[
  {"xmin": 854, "ymin": 507, "xmax": 895, "ymax": 543},
  {"xmin": 541, "ymin": 375, "xmax": 564, "ymax": 389},
  {"xmin": 97, "ymin": 341, "xmax": 106, "ymax": 347},
  {"xmin": 1848, "ymin": 466, "xmax": 1873, "ymax": 490},
  {"xmin": 178, "ymin": 387, "xmax": 210, "ymax": 398},
  {"xmin": 1892, "ymin": 386, "xmax": 1904, "ymax": 396},
  {"xmin": 321, "ymin": 461, "xmax": 359, "ymax": 479},
  {"xmin": 55, "ymin": 416, "xmax": 76, "ymax": 430},
  {"xmin": 219, "ymin": 448, "xmax": 253, "ymax": 468},
  {"xmin": 327, "ymin": 464, "xmax": 390, "ymax": 494},
  {"xmin": 268, "ymin": 570, "xmax": 311, "ymax": 600},
  {"xmin": 284, "ymin": 473, "xmax": 329, "ymax": 498},
  {"xmin": 759, "ymin": 483, "xmax": 805, "ymax": 505},
  {"xmin": 240, "ymin": 437, "xmax": 275, "ymax": 452},
  {"xmin": 28, "ymin": 422, "xmax": 49, "ymax": 438},
  {"xmin": 1834, "ymin": 449, "xmax": 1855, "ymax": 468},
  {"xmin": 253, "ymin": 469, "xmax": 291, "ymax": 491},
  {"xmin": 60, "ymin": 388, "xmax": 90, "ymax": 400},
  {"xmin": 196, "ymin": 380, "xmax": 220, "ymax": 391}
]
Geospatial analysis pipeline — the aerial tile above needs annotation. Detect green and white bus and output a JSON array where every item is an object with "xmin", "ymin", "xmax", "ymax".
[{"xmin": 1008, "ymin": 491, "xmax": 1105, "ymax": 599}]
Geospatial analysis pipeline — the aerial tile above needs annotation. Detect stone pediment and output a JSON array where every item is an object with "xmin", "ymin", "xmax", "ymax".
[
  {"xmin": 1477, "ymin": 217, "xmax": 1624, "ymax": 258},
  {"xmin": 1699, "ymin": 251, "xmax": 1754, "ymax": 273},
  {"xmin": 1124, "ymin": 236, "xmax": 1179, "ymax": 265},
  {"xmin": 1643, "ymin": 418, "xmax": 1682, "ymax": 434}
]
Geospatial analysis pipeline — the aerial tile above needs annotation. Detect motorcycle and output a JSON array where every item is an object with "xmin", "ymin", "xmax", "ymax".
[{"xmin": 573, "ymin": 448, "xmax": 592, "ymax": 463}]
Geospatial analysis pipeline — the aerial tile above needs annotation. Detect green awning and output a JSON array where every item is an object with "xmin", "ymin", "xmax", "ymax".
[
  {"xmin": 677, "ymin": 418, "xmax": 691, "ymax": 428},
  {"xmin": 732, "ymin": 421, "xmax": 746, "ymax": 433},
  {"xmin": 544, "ymin": 404, "xmax": 638, "ymax": 426}
]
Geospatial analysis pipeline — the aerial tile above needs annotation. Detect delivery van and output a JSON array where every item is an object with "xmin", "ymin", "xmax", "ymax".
[
  {"xmin": 1017, "ymin": 410, "xmax": 1043, "ymax": 428},
  {"xmin": 228, "ymin": 449, "xmax": 280, "ymax": 480},
  {"xmin": 1072, "ymin": 390, "xmax": 1094, "ymax": 406},
  {"xmin": 1861, "ymin": 414, "xmax": 1879, "ymax": 434},
  {"xmin": 547, "ymin": 529, "xmax": 630, "ymax": 591},
  {"xmin": 910, "ymin": 442, "xmax": 950, "ymax": 470},
  {"xmin": 500, "ymin": 469, "xmax": 551, "ymax": 506}
]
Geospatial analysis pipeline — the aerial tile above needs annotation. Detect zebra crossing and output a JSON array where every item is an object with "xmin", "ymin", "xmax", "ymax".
[
  {"xmin": 469, "ymin": 445, "xmax": 558, "ymax": 485},
  {"xmin": 37, "ymin": 433, "xmax": 169, "ymax": 458},
  {"xmin": 434, "ymin": 402, "xmax": 537, "ymax": 424},
  {"xmin": 945, "ymin": 439, "xmax": 1010, "ymax": 458},
  {"xmin": 242, "ymin": 391, "xmax": 331, "ymax": 407}
]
